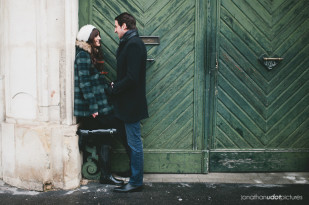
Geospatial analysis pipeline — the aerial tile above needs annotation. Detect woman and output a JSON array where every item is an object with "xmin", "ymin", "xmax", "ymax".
[{"xmin": 74, "ymin": 24, "xmax": 124, "ymax": 185}]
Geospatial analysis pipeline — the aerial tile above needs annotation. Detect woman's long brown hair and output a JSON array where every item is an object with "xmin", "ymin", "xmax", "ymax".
[{"xmin": 87, "ymin": 28, "xmax": 104, "ymax": 71}]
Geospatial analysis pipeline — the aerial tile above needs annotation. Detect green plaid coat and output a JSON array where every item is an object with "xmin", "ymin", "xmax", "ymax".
[{"xmin": 74, "ymin": 42, "xmax": 113, "ymax": 117}]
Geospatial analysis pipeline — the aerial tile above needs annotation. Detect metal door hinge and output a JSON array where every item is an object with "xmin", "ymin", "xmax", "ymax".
[
  {"xmin": 216, "ymin": 53, "xmax": 218, "ymax": 70},
  {"xmin": 210, "ymin": 53, "xmax": 218, "ymax": 74}
]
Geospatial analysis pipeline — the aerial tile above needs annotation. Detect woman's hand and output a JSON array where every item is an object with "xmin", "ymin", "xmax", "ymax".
[{"xmin": 92, "ymin": 112, "xmax": 98, "ymax": 118}]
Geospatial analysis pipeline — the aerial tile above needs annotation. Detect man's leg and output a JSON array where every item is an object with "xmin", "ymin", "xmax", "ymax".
[{"xmin": 125, "ymin": 121, "xmax": 144, "ymax": 186}]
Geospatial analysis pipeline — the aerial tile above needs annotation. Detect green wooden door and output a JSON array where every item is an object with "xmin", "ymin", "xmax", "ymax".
[
  {"xmin": 208, "ymin": 0, "xmax": 309, "ymax": 171},
  {"xmin": 79, "ymin": 0, "xmax": 207, "ymax": 173}
]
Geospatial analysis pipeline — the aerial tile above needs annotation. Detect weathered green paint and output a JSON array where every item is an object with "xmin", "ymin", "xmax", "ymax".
[
  {"xmin": 78, "ymin": 0, "xmax": 92, "ymax": 28},
  {"xmin": 82, "ymin": 145, "xmax": 100, "ymax": 180},
  {"xmin": 111, "ymin": 151, "xmax": 206, "ymax": 173},
  {"xmin": 79, "ymin": 0, "xmax": 207, "ymax": 174},
  {"xmin": 210, "ymin": 151, "xmax": 309, "ymax": 172},
  {"xmin": 208, "ymin": 0, "xmax": 309, "ymax": 171},
  {"xmin": 79, "ymin": 0, "xmax": 309, "ymax": 174}
]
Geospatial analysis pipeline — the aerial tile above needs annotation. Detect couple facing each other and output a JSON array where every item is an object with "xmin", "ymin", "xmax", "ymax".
[{"xmin": 74, "ymin": 12, "xmax": 148, "ymax": 193}]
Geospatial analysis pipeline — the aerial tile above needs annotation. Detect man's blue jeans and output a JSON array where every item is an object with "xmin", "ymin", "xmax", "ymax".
[{"xmin": 125, "ymin": 121, "xmax": 144, "ymax": 186}]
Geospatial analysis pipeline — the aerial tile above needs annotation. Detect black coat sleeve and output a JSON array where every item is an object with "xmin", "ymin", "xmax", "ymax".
[{"xmin": 112, "ymin": 42, "xmax": 143, "ymax": 94}]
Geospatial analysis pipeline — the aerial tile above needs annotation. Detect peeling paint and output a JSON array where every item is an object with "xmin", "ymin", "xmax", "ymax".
[
  {"xmin": 220, "ymin": 158, "xmax": 254, "ymax": 168},
  {"xmin": 2, "ymin": 122, "xmax": 80, "ymax": 191},
  {"xmin": 50, "ymin": 90, "xmax": 56, "ymax": 98}
]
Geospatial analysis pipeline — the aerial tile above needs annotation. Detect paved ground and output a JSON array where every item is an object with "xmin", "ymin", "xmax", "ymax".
[{"xmin": 0, "ymin": 173, "xmax": 309, "ymax": 205}]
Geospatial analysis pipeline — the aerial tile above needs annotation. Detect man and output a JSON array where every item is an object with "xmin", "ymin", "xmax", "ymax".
[{"xmin": 110, "ymin": 12, "xmax": 148, "ymax": 193}]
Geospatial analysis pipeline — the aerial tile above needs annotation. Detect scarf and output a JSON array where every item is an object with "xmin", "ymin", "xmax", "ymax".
[
  {"xmin": 119, "ymin": 29, "xmax": 139, "ymax": 44},
  {"xmin": 117, "ymin": 29, "xmax": 139, "ymax": 57}
]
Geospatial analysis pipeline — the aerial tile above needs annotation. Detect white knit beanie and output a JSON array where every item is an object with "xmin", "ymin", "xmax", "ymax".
[{"xmin": 77, "ymin": 24, "xmax": 96, "ymax": 42}]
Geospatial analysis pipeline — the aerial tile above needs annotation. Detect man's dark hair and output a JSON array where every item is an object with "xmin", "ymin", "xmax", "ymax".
[{"xmin": 115, "ymin": 12, "xmax": 137, "ymax": 30}]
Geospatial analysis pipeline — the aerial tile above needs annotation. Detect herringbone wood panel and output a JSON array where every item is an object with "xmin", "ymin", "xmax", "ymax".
[
  {"xmin": 92, "ymin": 0, "xmax": 197, "ymax": 149},
  {"xmin": 214, "ymin": 0, "xmax": 309, "ymax": 149}
]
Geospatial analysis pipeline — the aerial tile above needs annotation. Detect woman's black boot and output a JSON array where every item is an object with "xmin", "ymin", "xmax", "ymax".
[{"xmin": 98, "ymin": 144, "xmax": 124, "ymax": 185}]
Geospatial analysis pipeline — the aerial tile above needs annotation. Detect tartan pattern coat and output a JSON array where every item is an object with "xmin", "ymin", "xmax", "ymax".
[{"xmin": 74, "ymin": 41, "xmax": 113, "ymax": 117}]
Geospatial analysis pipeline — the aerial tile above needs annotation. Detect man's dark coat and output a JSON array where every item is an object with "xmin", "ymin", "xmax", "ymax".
[{"xmin": 112, "ymin": 30, "xmax": 149, "ymax": 123}]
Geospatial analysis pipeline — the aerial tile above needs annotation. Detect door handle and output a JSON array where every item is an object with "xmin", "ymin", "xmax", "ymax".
[
  {"xmin": 263, "ymin": 57, "xmax": 284, "ymax": 61},
  {"xmin": 147, "ymin": 58, "xmax": 155, "ymax": 62},
  {"xmin": 259, "ymin": 54, "xmax": 283, "ymax": 70}
]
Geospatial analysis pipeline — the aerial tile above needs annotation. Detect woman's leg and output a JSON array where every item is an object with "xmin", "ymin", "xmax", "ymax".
[
  {"xmin": 97, "ymin": 114, "xmax": 131, "ymax": 176},
  {"xmin": 98, "ymin": 144, "xmax": 124, "ymax": 185},
  {"xmin": 95, "ymin": 114, "xmax": 125, "ymax": 185},
  {"xmin": 78, "ymin": 116, "xmax": 124, "ymax": 185}
]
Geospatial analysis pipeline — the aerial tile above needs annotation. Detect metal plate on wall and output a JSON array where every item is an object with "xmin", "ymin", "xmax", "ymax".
[{"xmin": 140, "ymin": 36, "xmax": 160, "ymax": 45}]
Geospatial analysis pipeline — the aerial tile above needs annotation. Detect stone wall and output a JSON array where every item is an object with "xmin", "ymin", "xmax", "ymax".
[{"xmin": 0, "ymin": 0, "xmax": 81, "ymax": 191}]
